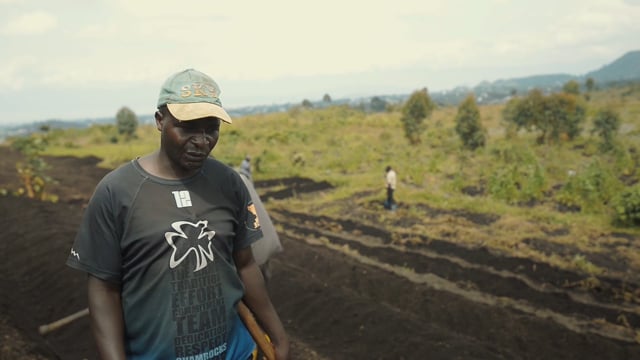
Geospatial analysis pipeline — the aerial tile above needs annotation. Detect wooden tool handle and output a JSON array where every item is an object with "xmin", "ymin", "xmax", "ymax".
[
  {"xmin": 238, "ymin": 301, "xmax": 276, "ymax": 360},
  {"xmin": 38, "ymin": 308, "xmax": 90, "ymax": 335}
]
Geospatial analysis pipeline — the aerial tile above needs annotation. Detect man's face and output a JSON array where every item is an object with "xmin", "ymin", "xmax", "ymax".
[{"xmin": 157, "ymin": 109, "xmax": 220, "ymax": 173}]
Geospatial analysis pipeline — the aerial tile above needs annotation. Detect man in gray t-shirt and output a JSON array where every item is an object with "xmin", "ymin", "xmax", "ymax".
[{"xmin": 66, "ymin": 69, "xmax": 289, "ymax": 360}]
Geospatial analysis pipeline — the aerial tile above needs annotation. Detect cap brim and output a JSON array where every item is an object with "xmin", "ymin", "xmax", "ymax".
[{"xmin": 167, "ymin": 103, "xmax": 232, "ymax": 123}]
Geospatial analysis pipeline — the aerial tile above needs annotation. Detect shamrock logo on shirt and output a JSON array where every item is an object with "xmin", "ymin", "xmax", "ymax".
[{"xmin": 165, "ymin": 220, "xmax": 216, "ymax": 272}]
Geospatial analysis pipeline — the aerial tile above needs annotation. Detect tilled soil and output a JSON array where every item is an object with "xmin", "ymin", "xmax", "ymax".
[{"xmin": 1, "ymin": 146, "xmax": 639, "ymax": 359}]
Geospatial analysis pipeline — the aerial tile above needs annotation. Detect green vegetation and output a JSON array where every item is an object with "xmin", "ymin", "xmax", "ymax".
[
  {"xmin": 591, "ymin": 107, "xmax": 621, "ymax": 152},
  {"xmin": 454, "ymin": 95, "xmax": 486, "ymax": 150},
  {"xmin": 400, "ymin": 88, "xmax": 435, "ymax": 144},
  {"xmin": 6, "ymin": 84, "xmax": 638, "ymax": 251},
  {"xmin": 10, "ymin": 128, "xmax": 57, "ymax": 201},
  {"xmin": 503, "ymin": 89, "xmax": 587, "ymax": 144},
  {"xmin": 116, "ymin": 106, "xmax": 139, "ymax": 141}
]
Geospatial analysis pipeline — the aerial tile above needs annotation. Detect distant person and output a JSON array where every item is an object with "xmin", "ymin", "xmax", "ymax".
[
  {"xmin": 240, "ymin": 155, "xmax": 252, "ymax": 181},
  {"xmin": 385, "ymin": 165, "xmax": 397, "ymax": 210},
  {"xmin": 66, "ymin": 68, "xmax": 289, "ymax": 360},
  {"xmin": 235, "ymin": 168, "xmax": 283, "ymax": 283}
]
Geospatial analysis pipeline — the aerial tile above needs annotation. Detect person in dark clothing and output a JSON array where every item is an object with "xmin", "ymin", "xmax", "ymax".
[{"xmin": 66, "ymin": 68, "xmax": 289, "ymax": 360}]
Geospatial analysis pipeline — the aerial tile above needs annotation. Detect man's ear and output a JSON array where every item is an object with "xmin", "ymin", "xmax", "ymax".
[{"xmin": 155, "ymin": 110, "xmax": 163, "ymax": 131}]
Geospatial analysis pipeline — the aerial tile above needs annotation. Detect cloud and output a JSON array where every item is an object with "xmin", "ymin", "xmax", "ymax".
[
  {"xmin": 2, "ymin": 11, "xmax": 57, "ymax": 35},
  {"xmin": 0, "ymin": 56, "xmax": 39, "ymax": 91}
]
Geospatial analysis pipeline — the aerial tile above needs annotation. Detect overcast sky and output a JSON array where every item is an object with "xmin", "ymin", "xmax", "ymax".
[{"xmin": 1, "ymin": 0, "xmax": 639, "ymax": 125}]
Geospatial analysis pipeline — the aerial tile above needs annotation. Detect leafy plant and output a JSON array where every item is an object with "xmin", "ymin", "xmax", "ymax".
[
  {"xmin": 400, "ymin": 88, "xmax": 435, "ymax": 144},
  {"xmin": 455, "ymin": 94, "xmax": 486, "ymax": 150},
  {"xmin": 502, "ymin": 90, "xmax": 586, "ymax": 144},
  {"xmin": 591, "ymin": 107, "xmax": 621, "ymax": 152},
  {"xmin": 486, "ymin": 144, "xmax": 547, "ymax": 204},
  {"xmin": 10, "ymin": 133, "xmax": 56, "ymax": 201},
  {"xmin": 556, "ymin": 160, "xmax": 623, "ymax": 213},
  {"xmin": 116, "ymin": 106, "xmax": 139, "ymax": 140},
  {"xmin": 612, "ymin": 183, "xmax": 640, "ymax": 227}
]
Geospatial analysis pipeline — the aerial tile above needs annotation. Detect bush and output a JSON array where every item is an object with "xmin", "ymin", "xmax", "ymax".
[
  {"xmin": 116, "ymin": 106, "xmax": 138, "ymax": 140},
  {"xmin": 612, "ymin": 184, "xmax": 640, "ymax": 227},
  {"xmin": 455, "ymin": 95, "xmax": 486, "ymax": 150},
  {"xmin": 400, "ymin": 88, "xmax": 435, "ymax": 144},
  {"xmin": 487, "ymin": 145, "xmax": 547, "ymax": 204},
  {"xmin": 591, "ymin": 107, "xmax": 621, "ymax": 152},
  {"xmin": 556, "ymin": 160, "xmax": 623, "ymax": 213}
]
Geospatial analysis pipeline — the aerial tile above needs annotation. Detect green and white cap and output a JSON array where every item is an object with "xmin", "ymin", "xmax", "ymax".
[{"xmin": 157, "ymin": 69, "xmax": 232, "ymax": 123}]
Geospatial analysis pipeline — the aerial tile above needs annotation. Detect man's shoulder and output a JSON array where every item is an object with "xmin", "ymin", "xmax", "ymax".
[
  {"xmin": 95, "ymin": 161, "xmax": 140, "ymax": 191},
  {"xmin": 102, "ymin": 161, "xmax": 137, "ymax": 180},
  {"xmin": 203, "ymin": 157, "xmax": 233, "ymax": 173}
]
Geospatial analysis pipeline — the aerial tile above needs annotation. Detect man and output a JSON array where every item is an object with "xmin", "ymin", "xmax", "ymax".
[
  {"xmin": 385, "ymin": 165, "xmax": 397, "ymax": 210},
  {"xmin": 239, "ymin": 156, "xmax": 252, "ymax": 182},
  {"xmin": 235, "ymin": 166, "xmax": 283, "ymax": 283},
  {"xmin": 66, "ymin": 69, "xmax": 289, "ymax": 360}
]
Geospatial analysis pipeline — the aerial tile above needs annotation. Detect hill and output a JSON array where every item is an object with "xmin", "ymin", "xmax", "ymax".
[{"xmin": 586, "ymin": 50, "xmax": 640, "ymax": 83}]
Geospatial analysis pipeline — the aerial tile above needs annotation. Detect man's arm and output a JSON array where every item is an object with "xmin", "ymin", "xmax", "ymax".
[
  {"xmin": 234, "ymin": 247, "xmax": 290, "ymax": 360},
  {"xmin": 87, "ymin": 275, "xmax": 126, "ymax": 360}
]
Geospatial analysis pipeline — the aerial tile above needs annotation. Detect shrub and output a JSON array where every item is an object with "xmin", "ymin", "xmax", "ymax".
[
  {"xmin": 10, "ymin": 134, "xmax": 56, "ymax": 200},
  {"xmin": 455, "ymin": 95, "xmax": 486, "ymax": 150},
  {"xmin": 400, "ymin": 88, "xmax": 435, "ymax": 144},
  {"xmin": 612, "ymin": 184, "xmax": 640, "ymax": 227},
  {"xmin": 591, "ymin": 107, "xmax": 621, "ymax": 152},
  {"xmin": 556, "ymin": 160, "xmax": 623, "ymax": 213},
  {"xmin": 487, "ymin": 145, "xmax": 547, "ymax": 204},
  {"xmin": 116, "ymin": 106, "xmax": 138, "ymax": 140}
]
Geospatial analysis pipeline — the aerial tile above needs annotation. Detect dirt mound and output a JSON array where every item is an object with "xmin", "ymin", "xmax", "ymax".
[{"xmin": 1, "ymin": 146, "xmax": 639, "ymax": 359}]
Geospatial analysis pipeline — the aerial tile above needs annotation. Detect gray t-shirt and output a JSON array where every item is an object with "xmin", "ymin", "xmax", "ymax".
[{"xmin": 67, "ymin": 158, "xmax": 262, "ymax": 359}]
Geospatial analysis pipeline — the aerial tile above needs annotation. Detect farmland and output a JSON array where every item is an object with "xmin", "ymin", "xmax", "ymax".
[{"xmin": 1, "ymin": 84, "xmax": 640, "ymax": 359}]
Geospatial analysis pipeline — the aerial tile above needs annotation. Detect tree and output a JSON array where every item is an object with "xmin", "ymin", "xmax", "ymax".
[
  {"xmin": 301, "ymin": 99, "xmax": 313, "ymax": 108},
  {"xmin": 400, "ymin": 88, "xmax": 435, "ymax": 144},
  {"xmin": 116, "ymin": 106, "xmax": 138, "ymax": 139},
  {"xmin": 322, "ymin": 93, "xmax": 332, "ymax": 103},
  {"xmin": 370, "ymin": 96, "xmax": 387, "ymax": 112},
  {"xmin": 562, "ymin": 80, "xmax": 580, "ymax": 95},
  {"xmin": 542, "ymin": 93, "xmax": 586, "ymax": 142},
  {"xmin": 591, "ymin": 107, "xmax": 620, "ymax": 152},
  {"xmin": 502, "ymin": 90, "xmax": 586, "ymax": 144},
  {"xmin": 502, "ymin": 89, "xmax": 545, "ymax": 132},
  {"xmin": 455, "ymin": 95, "xmax": 486, "ymax": 150},
  {"xmin": 585, "ymin": 77, "xmax": 595, "ymax": 92}
]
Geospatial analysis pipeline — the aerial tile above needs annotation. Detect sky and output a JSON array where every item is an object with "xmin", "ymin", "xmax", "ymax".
[{"xmin": 1, "ymin": 0, "xmax": 639, "ymax": 126}]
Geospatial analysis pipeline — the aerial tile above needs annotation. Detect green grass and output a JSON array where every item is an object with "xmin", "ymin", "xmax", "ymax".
[{"xmin": 11, "ymin": 85, "xmax": 640, "ymax": 255}]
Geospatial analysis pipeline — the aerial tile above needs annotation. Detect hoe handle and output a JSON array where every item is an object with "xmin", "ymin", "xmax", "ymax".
[
  {"xmin": 38, "ymin": 308, "xmax": 90, "ymax": 335},
  {"xmin": 238, "ymin": 301, "xmax": 276, "ymax": 360}
]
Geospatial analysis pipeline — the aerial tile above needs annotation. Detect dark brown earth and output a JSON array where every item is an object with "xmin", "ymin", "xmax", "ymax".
[{"xmin": 1, "ymin": 145, "xmax": 640, "ymax": 359}]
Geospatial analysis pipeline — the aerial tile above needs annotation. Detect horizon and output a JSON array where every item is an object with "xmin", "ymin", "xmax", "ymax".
[{"xmin": 1, "ymin": 0, "xmax": 640, "ymax": 126}]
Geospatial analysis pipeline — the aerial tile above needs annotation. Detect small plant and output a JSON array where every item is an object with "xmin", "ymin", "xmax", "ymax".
[
  {"xmin": 10, "ymin": 133, "xmax": 56, "ymax": 201},
  {"xmin": 556, "ymin": 160, "xmax": 623, "ymax": 214},
  {"xmin": 591, "ymin": 107, "xmax": 621, "ymax": 152},
  {"xmin": 116, "ymin": 106, "xmax": 139, "ymax": 140},
  {"xmin": 571, "ymin": 254, "xmax": 603, "ymax": 275},
  {"xmin": 454, "ymin": 94, "xmax": 486, "ymax": 150},
  {"xmin": 612, "ymin": 183, "xmax": 640, "ymax": 227},
  {"xmin": 400, "ymin": 88, "xmax": 435, "ymax": 144},
  {"xmin": 486, "ymin": 144, "xmax": 547, "ymax": 204}
]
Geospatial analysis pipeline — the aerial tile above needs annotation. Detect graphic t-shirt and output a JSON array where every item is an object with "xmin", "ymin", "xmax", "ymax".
[{"xmin": 66, "ymin": 158, "xmax": 263, "ymax": 360}]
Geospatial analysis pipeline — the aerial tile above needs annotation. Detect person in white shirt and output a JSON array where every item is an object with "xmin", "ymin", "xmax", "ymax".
[{"xmin": 385, "ymin": 165, "xmax": 397, "ymax": 210}]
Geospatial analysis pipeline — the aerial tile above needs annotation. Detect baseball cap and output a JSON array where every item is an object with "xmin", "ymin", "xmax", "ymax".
[{"xmin": 157, "ymin": 69, "xmax": 232, "ymax": 123}]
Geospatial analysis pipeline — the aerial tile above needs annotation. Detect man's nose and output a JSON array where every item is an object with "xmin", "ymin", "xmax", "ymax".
[{"xmin": 191, "ymin": 131, "xmax": 210, "ymax": 146}]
